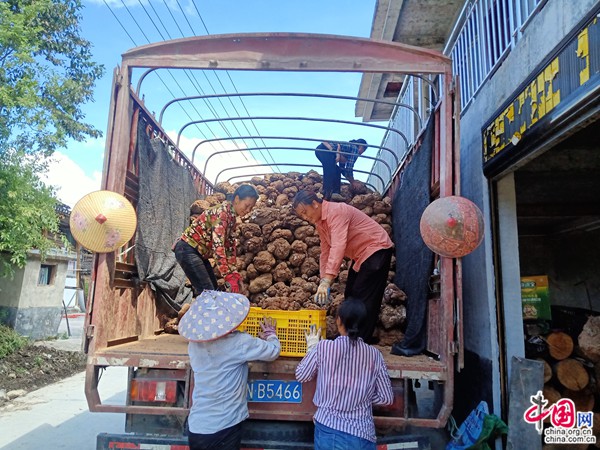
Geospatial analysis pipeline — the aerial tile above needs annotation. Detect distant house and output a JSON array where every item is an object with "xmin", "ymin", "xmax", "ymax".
[{"xmin": 0, "ymin": 202, "xmax": 80, "ymax": 339}]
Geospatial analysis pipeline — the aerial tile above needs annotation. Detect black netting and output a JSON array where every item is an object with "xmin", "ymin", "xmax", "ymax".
[
  {"xmin": 392, "ymin": 117, "xmax": 435, "ymax": 355},
  {"xmin": 135, "ymin": 122, "xmax": 197, "ymax": 314}
]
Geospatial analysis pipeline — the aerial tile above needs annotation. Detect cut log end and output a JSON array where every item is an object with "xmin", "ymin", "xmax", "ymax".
[
  {"xmin": 554, "ymin": 358, "xmax": 589, "ymax": 391},
  {"xmin": 546, "ymin": 331, "xmax": 574, "ymax": 361}
]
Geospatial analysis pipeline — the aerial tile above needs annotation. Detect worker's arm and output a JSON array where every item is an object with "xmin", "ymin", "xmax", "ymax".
[
  {"xmin": 372, "ymin": 355, "xmax": 394, "ymax": 406},
  {"xmin": 295, "ymin": 343, "xmax": 319, "ymax": 382},
  {"xmin": 241, "ymin": 333, "xmax": 281, "ymax": 362},
  {"xmin": 323, "ymin": 210, "xmax": 350, "ymax": 279},
  {"xmin": 319, "ymin": 238, "xmax": 331, "ymax": 280},
  {"xmin": 211, "ymin": 205, "xmax": 238, "ymax": 277}
]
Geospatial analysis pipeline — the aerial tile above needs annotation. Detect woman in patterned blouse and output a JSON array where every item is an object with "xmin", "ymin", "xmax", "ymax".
[{"xmin": 174, "ymin": 184, "xmax": 258, "ymax": 295}]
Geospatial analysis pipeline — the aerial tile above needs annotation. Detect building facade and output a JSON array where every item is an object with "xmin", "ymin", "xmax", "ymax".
[{"xmin": 360, "ymin": 0, "xmax": 600, "ymax": 445}]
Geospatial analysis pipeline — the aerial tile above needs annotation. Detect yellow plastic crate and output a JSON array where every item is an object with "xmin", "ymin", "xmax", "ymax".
[{"xmin": 238, "ymin": 307, "xmax": 327, "ymax": 357}]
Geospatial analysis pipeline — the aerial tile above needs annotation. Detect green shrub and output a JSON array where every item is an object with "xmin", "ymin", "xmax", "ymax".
[{"xmin": 0, "ymin": 324, "xmax": 29, "ymax": 359}]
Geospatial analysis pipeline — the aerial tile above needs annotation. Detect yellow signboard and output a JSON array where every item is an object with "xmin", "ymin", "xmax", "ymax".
[{"xmin": 482, "ymin": 16, "xmax": 598, "ymax": 166}]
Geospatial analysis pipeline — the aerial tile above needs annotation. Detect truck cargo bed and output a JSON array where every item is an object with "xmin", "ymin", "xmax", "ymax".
[{"xmin": 90, "ymin": 333, "xmax": 447, "ymax": 380}]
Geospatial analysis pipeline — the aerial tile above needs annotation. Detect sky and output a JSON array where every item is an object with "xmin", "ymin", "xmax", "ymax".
[{"xmin": 46, "ymin": 0, "xmax": 384, "ymax": 206}]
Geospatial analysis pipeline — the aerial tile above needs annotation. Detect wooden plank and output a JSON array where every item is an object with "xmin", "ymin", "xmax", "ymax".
[
  {"xmin": 427, "ymin": 296, "xmax": 443, "ymax": 357},
  {"xmin": 115, "ymin": 261, "xmax": 136, "ymax": 272},
  {"xmin": 113, "ymin": 278, "xmax": 136, "ymax": 288}
]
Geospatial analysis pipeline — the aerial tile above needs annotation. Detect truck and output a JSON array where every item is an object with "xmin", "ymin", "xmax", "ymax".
[{"xmin": 85, "ymin": 33, "xmax": 461, "ymax": 449}]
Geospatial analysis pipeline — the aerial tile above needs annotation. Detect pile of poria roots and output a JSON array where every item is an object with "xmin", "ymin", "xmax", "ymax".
[{"xmin": 190, "ymin": 171, "xmax": 407, "ymax": 345}]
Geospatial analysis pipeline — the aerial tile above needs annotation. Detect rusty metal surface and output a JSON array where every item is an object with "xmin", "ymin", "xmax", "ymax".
[
  {"xmin": 122, "ymin": 33, "xmax": 451, "ymax": 73},
  {"xmin": 86, "ymin": 32, "xmax": 460, "ymax": 429}
]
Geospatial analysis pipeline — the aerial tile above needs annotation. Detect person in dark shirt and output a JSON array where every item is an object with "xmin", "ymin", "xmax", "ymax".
[{"xmin": 315, "ymin": 138, "xmax": 367, "ymax": 201}]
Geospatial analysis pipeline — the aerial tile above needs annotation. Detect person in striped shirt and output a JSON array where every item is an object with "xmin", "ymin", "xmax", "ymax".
[
  {"xmin": 315, "ymin": 138, "xmax": 368, "ymax": 201},
  {"xmin": 296, "ymin": 298, "xmax": 394, "ymax": 449}
]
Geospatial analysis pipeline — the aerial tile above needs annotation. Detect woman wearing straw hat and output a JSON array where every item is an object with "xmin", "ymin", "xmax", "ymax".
[
  {"xmin": 179, "ymin": 290, "xmax": 280, "ymax": 450},
  {"xmin": 174, "ymin": 184, "xmax": 259, "ymax": 295}
]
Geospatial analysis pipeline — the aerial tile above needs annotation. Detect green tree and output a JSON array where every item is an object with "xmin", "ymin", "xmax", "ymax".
[
  {"xmin": 0, "ymin": 0, "xmax": 104, "ymax": 275},
  {"xmin": 0, "ymin": 150, "xmax": 60, "ymax": 276},
  {"xmin": 0, "ymin": 0, "xmax": 104, "ymax": 156}
]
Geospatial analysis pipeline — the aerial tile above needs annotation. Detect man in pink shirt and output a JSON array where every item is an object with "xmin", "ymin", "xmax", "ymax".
[{"xmin": 293, "ymin": 190, "xmax": 393, "ymax": 343}]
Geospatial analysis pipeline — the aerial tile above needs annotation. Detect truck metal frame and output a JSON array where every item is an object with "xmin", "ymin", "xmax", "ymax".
[{"xmin": 85, "ymin": 32, "xmax": 461, "ymax": 444}]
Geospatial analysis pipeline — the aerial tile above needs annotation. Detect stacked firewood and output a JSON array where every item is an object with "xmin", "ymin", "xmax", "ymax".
[
  {"xmin": 193, "ymin": 171, "xmax": 406, "ymax": 342},
  {"xmin": 539, "ymin": 315, "xmax": 600, "ymax": 449}
]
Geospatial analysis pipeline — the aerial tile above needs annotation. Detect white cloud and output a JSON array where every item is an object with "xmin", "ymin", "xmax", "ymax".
[
  {"xmin": 170, "ymin": 132, "xmax": 273, "ymax": 185},
  {"xmin": 44, "ymin": 152, "xmax": 102, "ymax": 208}
]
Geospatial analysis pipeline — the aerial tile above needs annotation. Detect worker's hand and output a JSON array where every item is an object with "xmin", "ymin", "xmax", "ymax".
[
  {"xmin": 305, "ymin": 324, "xmax": 321, "ymax": 352},
  {"xmin": 259, "ymin": 317, "xmax": 277, "ymax": 340},
  {"xmin": 314, "ymin": 278, "xmax": 331, "ymax": 305},
  {"xmin": 224, "ymin": 272, "xmax": 242, "ymax": 293}
]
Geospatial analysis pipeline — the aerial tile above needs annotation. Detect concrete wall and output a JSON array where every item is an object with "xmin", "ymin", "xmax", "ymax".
[
  {"xmin": 455, "ymin": 0, "xmax": 600, "ymax": 421},
  {"xmin": 0, "ymin": 250, "xmax": 74, "ymax": 339},
  {"xmin": 21, "ymin": 253, "xmax": 69, "ymax": 307},
  {"xmin": 0, "ymin": 266, "xmax": 25, "ymax": 309}
]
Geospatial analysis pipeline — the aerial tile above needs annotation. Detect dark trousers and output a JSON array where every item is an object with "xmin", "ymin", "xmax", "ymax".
[
  {"xmin": 188, "ymin": 422, "xmax": 243, "ymax": 450},
  {"xmin": 173, "ymin": 239, "xmax": 218, "ymax": 296},
  {"xmin": 315, "ymin": 143, "xmax": 341, "ymax": 199},
  {"xmin": 344, "ymin": 247, "xmax": 393, "ymax": 342}
]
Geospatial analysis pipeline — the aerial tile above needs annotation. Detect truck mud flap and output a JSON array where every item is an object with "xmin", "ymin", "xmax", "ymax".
[{"xmin": 97, "ymin": 432, "xmax": 430, "ymax": 449}]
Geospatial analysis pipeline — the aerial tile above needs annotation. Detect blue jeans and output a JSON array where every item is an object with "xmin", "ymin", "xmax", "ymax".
[
  {"xmin": 314, "ymin": 421, "xmax": 376, "ymax": 450},
  {"xmin": 315, "ymin": 143, "xmax": 341, "ymax": 200}
]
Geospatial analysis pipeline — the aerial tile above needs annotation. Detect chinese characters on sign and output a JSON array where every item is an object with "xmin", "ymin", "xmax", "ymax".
[{"xmin": 524, "ymin": 391, "xmax": 596, "ymax": 445}]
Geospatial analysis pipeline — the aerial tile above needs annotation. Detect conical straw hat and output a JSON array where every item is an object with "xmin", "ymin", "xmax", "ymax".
[
  {"xmin": 69, "ymin": 190, "xmax": 137, "ymax": 253},
  {"xmin": 179, "ymin": 290, "xmax": 250, "ymax": 342}
]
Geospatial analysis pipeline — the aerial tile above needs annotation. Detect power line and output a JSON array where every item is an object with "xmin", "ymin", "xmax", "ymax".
[
  {"xmin": 185, "ymin": 0, "xmax": 278, "ymax": 168},
  {"xmin": 142, "ymin": 0, "xmax": 241, "ymax": 153},
  {"xmin": 106, "ymin": 0, "xmax": 280, "ymax": 169},
  {"xmin": 103, "ymin": 0, "xmax": 137, "ymax": 45},
  {"xmin": 136, "ymin": 0, "xmax": 223, "ymax": 136},
  {"xmin": 173, "ymin": 0, "xmax": 261, "ymax": 149},
  {"xmin": 106, "ymin": 0, "xmax": 215, "ymax": 146},
  {"xmin": 156, "ymin": 0, "xmax": 257, "ymax": 160}
]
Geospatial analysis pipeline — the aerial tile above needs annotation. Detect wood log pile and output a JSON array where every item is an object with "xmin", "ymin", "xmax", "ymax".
[
  {"xmin": 193, "ymin": 171, "xmax": 406, "ymax": 342},
  {"xmin": 537, "ymin": 316, "xmax": 600, "ymax": 449}
]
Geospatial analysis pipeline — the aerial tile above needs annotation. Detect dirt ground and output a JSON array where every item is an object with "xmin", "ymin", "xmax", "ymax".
[{"xmin": 0, "ymin": 344, "xmax": 86, "ymax": 407}]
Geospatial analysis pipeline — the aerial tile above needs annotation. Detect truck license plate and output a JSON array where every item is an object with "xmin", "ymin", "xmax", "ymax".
[{"xmin": 247, "ymin": 380, "xmax": 302, "ymax": 403}]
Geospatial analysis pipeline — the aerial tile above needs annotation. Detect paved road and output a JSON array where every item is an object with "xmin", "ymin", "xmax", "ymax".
[{"xmin": 0, "ymin": 315, "xmax": 127, "ymax": 450}]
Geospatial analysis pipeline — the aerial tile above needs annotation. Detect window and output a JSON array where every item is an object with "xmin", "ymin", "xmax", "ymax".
[
  {"xmin": 38, "ymin": 264, "xmax": 55, "ymax": 285},
  {"xmin": 66, "ymin": 260, "xmax": 77, "ymax": 278}
]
